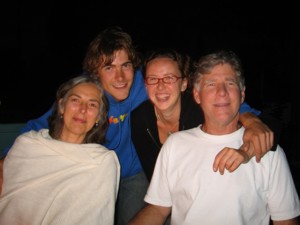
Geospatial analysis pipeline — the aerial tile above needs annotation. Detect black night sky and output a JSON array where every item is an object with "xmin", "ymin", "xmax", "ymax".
[
  {"xmin": 1, "ymin": 2, "xmax": 300, "ymax": 186},
  {"xmin": 1, "ymin": 2, "xmax": 299, "ymax": 120}
]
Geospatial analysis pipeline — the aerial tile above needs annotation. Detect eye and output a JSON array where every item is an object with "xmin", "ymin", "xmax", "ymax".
[
  {"xmin": 164, "ymin": 76, "xmax": 174, "ymax": 82},
  {"xmin": 227, "ymin": 80, "xmax": 238, "ymax": 86},
  {"xmin": 88, "ymin": 102, "xmax": 99, "ymax": 109},
  {"xmin": 123, "ymin": 62, "xmax": 133, "ymax": 69},
  {"xmin": 147, "ymin": 77, "xmax": 158, "ymax": 83},
  {"xmin": 103, "ymin": 65, "xmax": 113, "ymax": 71},
  {"xmin": 70, "ymin": 97, "xmax": 80, "ymax": 103}
]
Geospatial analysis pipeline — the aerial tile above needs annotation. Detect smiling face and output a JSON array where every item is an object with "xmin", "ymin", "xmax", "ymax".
[
  {"xmin": 59, "ymin": 83, "xmax": 101, "ymax": 143},
  {"xmin": 193, "ymin": 63, "xmax": 245, "ymax": 133},
  {"xmin": 96, "ymin": 49, "xmax": 135, "ymax": 101},
  {"xmin": 145, "ymin": 57, "xmax": 188, "ymax": 113}
]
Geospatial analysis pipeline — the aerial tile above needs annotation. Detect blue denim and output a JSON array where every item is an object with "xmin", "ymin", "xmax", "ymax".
[{"xmin": 115, "ymin": 171, "xmax": 149, "ymax": 225}]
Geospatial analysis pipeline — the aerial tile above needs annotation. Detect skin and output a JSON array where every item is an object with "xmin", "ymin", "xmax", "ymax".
[
  {"xmin": 0, "ymin": 83, "xmax": 102, "ymax": 195},
  {"xmin": 91, "ymin": 48, "xmax": 269, "ymax": 172},
  {"xmin": 97, "ymin": 49, "xmax": 135, "ymax": 102},
  {"xmin": 194, "ymin": 63, "xmax": 298, "ymax": 225},
  {"xmin": 237, "ymin": 112, "xmax": 273, "ymax": 162},
  {"xmin": 195, "ymin": 64, "xmax": 250, "ymax": 173},
  {"xmin": 193, "ymin": 63, "xmax": 244, "ymax": 134},
  {"xmin": 145, "ymin": 57, "xmax": 187, "ymax": 143},
  {"xmin": 145, "ymin": 57, "xmax": 188, "ymax": 112},
  {"xmin": 95, "ymin": 49, "xmax": 273, "ymax": 161},
  {"xmin": 145, "ymin": 58, "xmax": 251, "ymax": 174},
  {"xmin": 0, "ymin": 49, "xmax": 275, "ymax": 195},
  {"xmin": 59, "ymin": 83, "xmax": 101, "ymax": 144},
  {"xmin": 128, "ymin": 63, "xmax": 296, "ymax": 225}
]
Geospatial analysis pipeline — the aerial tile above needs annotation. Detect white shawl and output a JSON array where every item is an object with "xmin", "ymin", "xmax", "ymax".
[{"xmin": 0, "ymin": 129, "xmax": 120, "ymax": 225}]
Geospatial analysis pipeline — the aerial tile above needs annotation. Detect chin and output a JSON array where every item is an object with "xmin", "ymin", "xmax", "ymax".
[{"xmin": 115, "ymin": 92, "xmax": 130, "ymax": 101}]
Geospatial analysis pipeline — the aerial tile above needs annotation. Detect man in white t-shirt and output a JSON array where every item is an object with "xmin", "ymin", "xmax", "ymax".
[{"xmin": 128, "ymin": 50, "xmax": 300, "ymax": 225}]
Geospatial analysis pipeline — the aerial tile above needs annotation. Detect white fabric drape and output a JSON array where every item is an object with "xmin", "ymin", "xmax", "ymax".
[{"xmin": 0, "ymin": 129, "xmax": 120, "ymax": 225}]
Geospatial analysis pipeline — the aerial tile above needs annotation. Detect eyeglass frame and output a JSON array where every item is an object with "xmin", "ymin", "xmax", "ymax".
[{"xmin": 145, "ymin": 74, "xmax": 183, "ymax": 85}]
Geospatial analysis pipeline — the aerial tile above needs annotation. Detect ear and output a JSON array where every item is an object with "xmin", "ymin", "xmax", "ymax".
[
  {"xmin": 193, "ymin": 88, "xmax": 201, "ymax": 104},
  {"xmin": 144, "ymin": 82, "xmax": 149, "ymax": 92},
  {"xmin": 240, "ymin": 86, "xmax": 246, "ymax": 103},
  {"xmin": 58, "ymin": 98, "xmax": 65, "ymax": 114},
  {"xmin": 181, "ymin": 78, "xmax": 188, "ymax": 92},
  {"xmin": 96, "ymin": 114, "xmax": 101, "ymax": 124}
]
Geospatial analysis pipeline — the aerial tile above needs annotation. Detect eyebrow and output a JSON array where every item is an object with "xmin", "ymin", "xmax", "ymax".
[
  {"xmin": 69, "ymin": 94, "xmax": 100, "ymax": 103},
  {"xmin": 147, "ymin": 73, "xmax": 178, "ymax": 77}
]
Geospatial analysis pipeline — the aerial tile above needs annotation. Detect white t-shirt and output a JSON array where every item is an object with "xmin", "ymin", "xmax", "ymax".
[
  {"xmin": 145, "ymin": 126, "xmax": 300, "ymax": 225},
  {"xmin": 0, "ymin": 129, "xmax": 120, "ymax": 225}
]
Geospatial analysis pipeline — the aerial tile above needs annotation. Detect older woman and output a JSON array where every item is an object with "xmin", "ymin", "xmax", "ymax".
[{"xmin": 0, "ymin": 75, "xmax": 120, "ymax": 225}]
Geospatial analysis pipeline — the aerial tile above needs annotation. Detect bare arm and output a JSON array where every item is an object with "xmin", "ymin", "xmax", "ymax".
[
  {"xmin": 239, "ymin": 112, "xmax": 274, "ymax": 162},
  {"xmin": 212, "ymin": 112, "xmax": 274, "ymax": 174},
  {"xmin": 273, "ymin": 217, "xmax": 299, "ymax": 225},
  {"xmin": 127, "ymin": 204, "xmax": 171, "ymax": 225}
]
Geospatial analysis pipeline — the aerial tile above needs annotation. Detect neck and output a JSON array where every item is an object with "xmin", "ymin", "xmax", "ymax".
[
  {"xmin": 59, "ymin": 131, "xmax": 85, "ymax": 144},
  {"xmin": 155, "ymin": 106, "xmax": 180, "ymax": 139},
  {"xmin": 201, "ymin": 121, "xmax": 242, "ymax": 135},
  {"xmin": 154, "ymin": 105, "xmax": 180, "ymax": 124}
]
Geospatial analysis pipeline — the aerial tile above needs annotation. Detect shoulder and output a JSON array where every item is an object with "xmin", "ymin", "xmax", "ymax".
[
  {"xmin": 167, "ymin": 127, "xmax": 200, "ymax": 143},
  {"xmin": 128, "ymin": 69, "xmax": 148, "ymax": 106},
  {"xmin": 132, "ymin": 69, "xmax": 145, "ymax": 88},
  {"xmin": 131, "ymin": 100, "xmax": 153, "ymax": 116},
  {"xmin": 131, "ymin": 100, "xmax": 156, "ymax": 129},
  {"xmin": 16, "ymin": 129, "xmax": 46, "ymax": 141},
  {"xmin": 87, "ymin": 145, "xmax": 120, "ymax": 163},
  {"xmin": 180, "ymin": 92, "xmax": 204, "ymax": 128},
  {"xmin": 100, "ymin": 149, "xmax": 120, "ymax": 169}
]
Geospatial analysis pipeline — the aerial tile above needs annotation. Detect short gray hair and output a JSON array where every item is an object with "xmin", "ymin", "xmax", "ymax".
[{"xmin": 193, "ymin": 50, "xmax": 245, "ymax": 91}]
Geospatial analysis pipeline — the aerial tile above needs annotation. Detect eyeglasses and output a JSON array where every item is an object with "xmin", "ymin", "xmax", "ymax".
[{"xmin": 145, "ymin": 75, "xmax": 182, "ymax": 85}]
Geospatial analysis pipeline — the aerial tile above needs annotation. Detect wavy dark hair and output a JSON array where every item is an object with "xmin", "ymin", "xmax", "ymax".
[
  {"xmin": 48, "ymin": 75, "xmax": 109, "ymax": 144},
  {"xmin": 82, "ymin": 26, "xmax": 141, "ymax": 78}
]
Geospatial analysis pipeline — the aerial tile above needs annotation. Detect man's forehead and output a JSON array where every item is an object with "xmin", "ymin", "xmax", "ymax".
[{"xmin": 101, "ymin": 49, "xmax": 130, "ymax": 66}]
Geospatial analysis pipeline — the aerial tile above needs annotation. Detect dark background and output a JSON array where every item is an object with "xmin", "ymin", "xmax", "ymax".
[{"xmin": 1, "ymin": 1, "xmax": 299, "ymax": 189}]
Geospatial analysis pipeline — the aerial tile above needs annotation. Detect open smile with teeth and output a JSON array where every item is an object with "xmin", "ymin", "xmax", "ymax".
[
  {"xmin": 156, "ymin": 94, "xmax": 170, "ymax": 101},
  {"xmin": 113, "ymin": 83, "xmax": 127, "ymax": 88}
]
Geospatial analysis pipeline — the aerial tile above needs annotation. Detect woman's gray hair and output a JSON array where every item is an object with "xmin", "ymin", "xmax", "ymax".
[
  {"xmin": 193, "ymin": 50, "xmax": 245, "ymax": 91},
  {"xmin": 48, "ymin": 75, "xmax": 109, "ymax": 144}
]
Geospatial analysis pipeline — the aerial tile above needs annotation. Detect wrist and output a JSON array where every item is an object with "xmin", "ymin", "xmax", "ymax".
[
  {"xmin": 239, "ymin": 149, "xmax": 252, "ymax": 164},
  {"xmin": 239, "ymin": 112, "xmax": 261, "ymax": 128}
]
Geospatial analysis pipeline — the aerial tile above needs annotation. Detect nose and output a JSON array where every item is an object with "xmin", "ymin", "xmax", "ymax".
[
  {"xmin": 156, "ymin": 78, "xmax": 166, "ymax": 89},
  {"xmin": 80, "ymin": 103, "xmax": 87, "ymax": 113},
  {"xmin": 217, "ymin": 83, "xmax": 227, "ymax": 96},
  {"xmin": 115, "ymin": 68, "xmax": 125, "ymax": 81}
]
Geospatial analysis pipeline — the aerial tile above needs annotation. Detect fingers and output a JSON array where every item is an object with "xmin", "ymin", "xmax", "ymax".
[
  {"xmin": 213, "ymin": 150, "xmax": 226, "ymax": 174},
  {"xmin": 239, "ymin": 142, "xmax": 250, "ymax": 152},
  {"xmin": 252, "ymin": 129, "xmax": 274, "ymax": 162},
  {"xmin": 243, "ymin": 120, "xmax": 274, "ymax": 163},
  {"xmin": 213, "ymin": 148, "xmax": 245, "ymax": 175},
  {"xmin": 250, "ymin": 134, "xmax": 263, "ymax": 162},
  {"xmin": 264, "ymin": 128, "xmax": 274, "ymax": 153}
]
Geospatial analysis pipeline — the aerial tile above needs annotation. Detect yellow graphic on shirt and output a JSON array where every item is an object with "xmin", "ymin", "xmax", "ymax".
[{"xmin": 108, "ymin": 114, "xmax": 128, "ymax": 124}]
